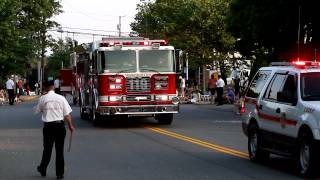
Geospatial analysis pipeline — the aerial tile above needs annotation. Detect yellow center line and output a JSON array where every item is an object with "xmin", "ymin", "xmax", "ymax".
[{"xmin": 144, "ymin": 126, "xmax": 249, "ymax": 159}]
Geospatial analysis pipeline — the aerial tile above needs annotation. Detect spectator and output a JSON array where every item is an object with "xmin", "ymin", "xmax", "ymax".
[
  {"xmin": 54, "ymin": 77, "xmax": 61, "ymax": 94},
  {"xmin": 179, "ymin": 76, "xmax": 186, "ymax": 99},
  {"xmin": 6, "ymin": 76, "xmax": 15, "ymax": 105},
  {"xmin": 208, "ymin": 74, "xmax": 217, "ymax": 104},
  {"xmin": 226, "ymin": 87, "xmax": 236, "ymax": 104},
  {"xmin": 216, "ymin": 75, "xmax": 225, "ymax": 106},
  {"xmin": 0, "ymin": 87, "xmax": 6, "ymax": 105}
]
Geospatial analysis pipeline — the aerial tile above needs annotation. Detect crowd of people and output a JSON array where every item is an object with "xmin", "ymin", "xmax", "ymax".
[
  {"xmin": 178, "ymin": 69, "xmax": 248, "ymax": 106},
  {"xmin": 0, "ymin": 75, "xmax": 44, "ymax": 105}
]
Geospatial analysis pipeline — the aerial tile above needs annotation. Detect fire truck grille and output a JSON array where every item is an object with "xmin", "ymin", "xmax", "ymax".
[
  {"xmin": 126, "ymin": 77, "xmax": 151, "ymax": 93},
  {"xmin": 126, "ymin": 95, "xmax": 152, "ymax": 102}
]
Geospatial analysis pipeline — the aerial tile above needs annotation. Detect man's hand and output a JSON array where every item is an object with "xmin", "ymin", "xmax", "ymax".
[
  {"xmin": 64, "ymin": 114, "xmax": 75, "ymax": 133},
  {"xmin": 69, "ymin": 125, "xmax": 75, "ymax": 133}
]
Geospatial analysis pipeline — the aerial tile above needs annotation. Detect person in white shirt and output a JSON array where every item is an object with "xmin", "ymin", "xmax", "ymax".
[
  {"xmin": 216, "ymin": 75, "xmax": 225, "ymax": 105},
  {"xmin": 179, "ymin": 76, "xmax": 186, "ymax": 99},
  {"xmin": 54, "ymin": 77, "xmax": 61, "ymax": 94},
  {"xmin": 6, "ymin": 77, "xmax": 15, "ymax": 105},
  {"xmin": 35, "ymin": 80, "xmax": 75, "ymax": 179}
]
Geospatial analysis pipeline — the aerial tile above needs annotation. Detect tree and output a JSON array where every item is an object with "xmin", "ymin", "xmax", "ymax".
[
  {"xmin": 0, "ymin": 0, "xmax": 62, "ymax": 84},
  {"xmin": 228, "ymin": 0, "xmax": 320, "ymax": 76},
  {"xmin": 131, "ymin": 0, "xmax": 235, "ymax": 78},
  {"xmin": 47, "ymin": 37, "xmax": 79, "ymax": 78}
]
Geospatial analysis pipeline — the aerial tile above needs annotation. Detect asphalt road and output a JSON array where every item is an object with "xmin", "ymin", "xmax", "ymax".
[{"xmin": 0, "ymin": 101, "xmax": 305, "ymax": 180}]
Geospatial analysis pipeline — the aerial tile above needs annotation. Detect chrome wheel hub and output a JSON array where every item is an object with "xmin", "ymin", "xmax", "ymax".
[
  {"xmin": 300, "ymin": 142, "xmax": 310, "ymax": 173},
  {"xmin": 250, "ymin": 132, "xmax": 258, "ymax": 157}
]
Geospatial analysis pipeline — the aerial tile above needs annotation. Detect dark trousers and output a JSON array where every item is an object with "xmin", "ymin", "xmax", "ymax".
[
  {"xmin": 40, "ymin": 122, "xmax": 66, "ymax": 176},
  {"xmin": 216, "ymin": 87, "xmax": 224, "ymax": 105},
  {"xmin": 7, "ymin": 89, "xmax": 14, "ymax": 105}
]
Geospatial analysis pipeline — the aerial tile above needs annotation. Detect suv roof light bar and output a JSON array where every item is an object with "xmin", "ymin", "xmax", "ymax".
[{"xmin": 271, "ymin": 61, "xmax": 320, "ymax": 68}]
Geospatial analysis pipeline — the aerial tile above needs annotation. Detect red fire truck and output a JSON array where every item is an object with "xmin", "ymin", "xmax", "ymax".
[
  {"xmin": 76, "ymin": 37, "xmax": 179, "ymax": 125},
  {"xmin": 58, "ymin": 53, "xmax": 77, "ymax": 104}
]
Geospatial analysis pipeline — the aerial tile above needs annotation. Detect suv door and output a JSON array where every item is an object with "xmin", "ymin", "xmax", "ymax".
[
  {"xmin": 258, "ymin": 73, "xmax": 287, "ymax": 134},
  {"xmin": 244, "ymin": 70, "xmax": 272, "ymax": 118},
  {"xmin": 259, "ymin": 72, "xmax": 298, "ymax": 140}
]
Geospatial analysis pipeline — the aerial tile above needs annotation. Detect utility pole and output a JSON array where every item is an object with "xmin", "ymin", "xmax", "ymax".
[
  {"xmin": 117, "ymin": 16, "xmax": 122, "ymax": 37},
  {"xmin": 117, "ymin": 15, "xmax": 126, "ymax": 37}
]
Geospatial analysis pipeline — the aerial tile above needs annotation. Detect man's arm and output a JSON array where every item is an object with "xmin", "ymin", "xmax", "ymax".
[{"xmin": 64, "ymin": 114, "xmax": 75, "ymax": 133}]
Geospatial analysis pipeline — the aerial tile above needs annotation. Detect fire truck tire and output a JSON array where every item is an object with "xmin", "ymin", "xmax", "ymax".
[
  {"xmin": 73, "ymin": 97, "xmax": 77, "ymax": 105},
  {"xmin": 92, "ymin": 113, "xmax": 102, "ymax": 126},
  {"xmin": 156, "ymin": 114, "xmax": 173, "ymax": 125},
  {"xmin": 80, "ymin": 107, "xmax": 89, "ymax": 120}
]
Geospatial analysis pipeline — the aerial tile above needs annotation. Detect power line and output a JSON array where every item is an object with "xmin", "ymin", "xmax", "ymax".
[{"xmin": 48, "ymin": 29, "xmax": 118, "ymax": 38}]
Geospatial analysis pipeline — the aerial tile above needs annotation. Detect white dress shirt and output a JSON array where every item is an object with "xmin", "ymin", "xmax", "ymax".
[
  {"xmin": 35, "ymin": 90, "xmax": 72, "ymax": 122},
  {"xmin": 6, "ymin": 79, "xmax": 15, "ymax": 89},
  {"xmin": 216, "ymin": 78, "xmax": 225, "ymax": 88}
]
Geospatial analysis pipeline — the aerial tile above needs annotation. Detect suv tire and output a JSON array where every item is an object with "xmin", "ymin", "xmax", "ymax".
[
  {"xmin": 297, "ymin": 132, "xmax": 319, "ymax": 178},
  {"xmin": 248, "ymin": 123, "xmax": 269, "ymax": 163}
]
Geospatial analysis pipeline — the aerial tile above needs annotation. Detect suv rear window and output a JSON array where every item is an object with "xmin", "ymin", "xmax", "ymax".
[
  {"xmin": 246, "ymin": 70, "xmax": 271, "ymax": 98},
  {"xmin": 301, "ymin": 72, "xmax": 320, "ymax": 101}
]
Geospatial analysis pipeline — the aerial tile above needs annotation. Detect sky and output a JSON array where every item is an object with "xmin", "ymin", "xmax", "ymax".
[{"xmin": 51, "ymin": 0, "xmax": 141, "ymax": 44}]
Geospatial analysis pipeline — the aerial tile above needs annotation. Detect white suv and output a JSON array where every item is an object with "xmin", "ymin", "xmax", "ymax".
[{"xmin": 241, "ymin": 61, "xmax": 320, "ymax": 178}]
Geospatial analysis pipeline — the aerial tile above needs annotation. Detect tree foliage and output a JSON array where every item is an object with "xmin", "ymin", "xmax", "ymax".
[
  {"xmin": 0, "ymin": 0, "xmax": 61, "ymax": 84},
  {"xmin": 131, "ymin": 0, "xmax": 235, "ymax": 75},
  {"xmin": 228, "ymin": 0, "xmax": 320, "ymax": 61}
]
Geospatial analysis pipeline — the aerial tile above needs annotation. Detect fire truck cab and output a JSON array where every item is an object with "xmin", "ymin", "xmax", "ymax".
[{"xmin": 77, "ymin": 37, "xmax": 179, "ymax": 125}]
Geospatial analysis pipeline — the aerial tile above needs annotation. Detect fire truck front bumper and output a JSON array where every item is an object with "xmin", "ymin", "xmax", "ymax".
[{"xmin": 97, "ymin": 104, "xmax": 179, "ymax": 116}]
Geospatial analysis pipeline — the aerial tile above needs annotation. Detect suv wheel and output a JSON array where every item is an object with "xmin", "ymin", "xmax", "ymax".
[
  {"xmin": 297, "ymin": 132, "xmax": 318, "ymax": 178},
  {"xmin": 248, "ymin": 123, "xmax": 269, "ymax": 162}
]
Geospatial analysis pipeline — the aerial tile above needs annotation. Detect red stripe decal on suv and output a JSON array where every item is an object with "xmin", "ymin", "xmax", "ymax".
[{"xmin": 258, "ymin": 111, "xmax": 297, "ymax": 126}]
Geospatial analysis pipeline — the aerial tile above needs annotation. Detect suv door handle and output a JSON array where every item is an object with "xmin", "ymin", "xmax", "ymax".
[{"xmin": 276, "ymin": 108, "xmax": 281, "ymax": 113}]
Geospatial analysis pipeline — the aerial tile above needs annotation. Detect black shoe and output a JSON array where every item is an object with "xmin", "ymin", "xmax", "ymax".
[
  {"xmin": 57, "ymin": 175, "xmax": 64, "ymax": 179},
  {"xmin": 37, "ymin": 166, "xmax": 46, "ymax": 177}
]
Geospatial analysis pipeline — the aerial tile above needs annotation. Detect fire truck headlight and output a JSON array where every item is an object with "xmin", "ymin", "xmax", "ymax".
[
  {"xmin": 155, "ymin": 95, "xmax": 168, "ymax": 101},
  {"xmin": 171, "ymin": 96, "xmax": 180, "ymax": 105},
  {"xmin": 110, "ymin": 84, "xmax": 122, "ymax": 90},
  {"xmin": 109, "ymin": 96, "xmax": 122, "ymax": 102}
]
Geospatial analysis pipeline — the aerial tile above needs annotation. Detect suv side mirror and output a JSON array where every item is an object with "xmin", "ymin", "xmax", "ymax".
[{"xmin": 277, "ymin": 91, "xmax": 297, "ymax": 105}]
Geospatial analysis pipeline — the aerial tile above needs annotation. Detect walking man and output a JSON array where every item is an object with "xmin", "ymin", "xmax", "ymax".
[
  {"xmin": 216, "ymin": 75, "xmax": 225, "ymax": 106},
  {"xmin": 6, "ymin": 76, "xmax": 15, "ymax": 105},
  {"xmin": 35, "ymin": 80, "xmax": 75, "ymax": 179}
]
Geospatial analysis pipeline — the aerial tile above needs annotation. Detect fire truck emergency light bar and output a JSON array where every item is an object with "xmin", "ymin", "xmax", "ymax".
[{"xmin": 99, "ymin": 39, "xmax": 168, "ymax": 47}]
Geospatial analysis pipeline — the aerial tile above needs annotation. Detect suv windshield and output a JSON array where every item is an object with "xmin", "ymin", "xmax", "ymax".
[
  {"xmin": 101, "ymin": 51, "xmax": 136, "ymax": 73},
  {"xmin": 139, "ymin": 50, "xmax": 174, "ymax": 72},
  {"xmin": 301, "ymin": 72, "xmax": 320, "ymax": 101}
]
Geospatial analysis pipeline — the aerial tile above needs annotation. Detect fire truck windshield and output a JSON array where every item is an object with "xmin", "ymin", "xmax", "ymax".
[
  {"xmin": 100, "ymin": 50, "xmax": 136, "ymax": 73},
  {"xmin": 139, "ymin": 50, "xmax": 174, "ymax": 72},
  {"xmin": 301, "ymin": 72, "xmax": 320, "ymax": 101}
]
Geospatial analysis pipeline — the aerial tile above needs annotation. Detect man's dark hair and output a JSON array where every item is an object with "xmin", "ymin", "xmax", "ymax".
[{"xmin": 43, "ymin": 80, "xmax": 54, "ymax": 88}]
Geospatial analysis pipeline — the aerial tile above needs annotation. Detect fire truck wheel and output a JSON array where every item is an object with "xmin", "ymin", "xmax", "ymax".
[
  {"xmin": 156, "ymin": 114, "xmax": 173, "ymax": 125},
  {"xmin": 73, "ymin": 97, "xmax": 77, "ymax": 105},
  {"xmin": 92, "ymin": 112, "xmax": 103, "ymax": 126},
  {"xmin": 80, "ymin": 107, "xmax": 89, "ymax": 120}
]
